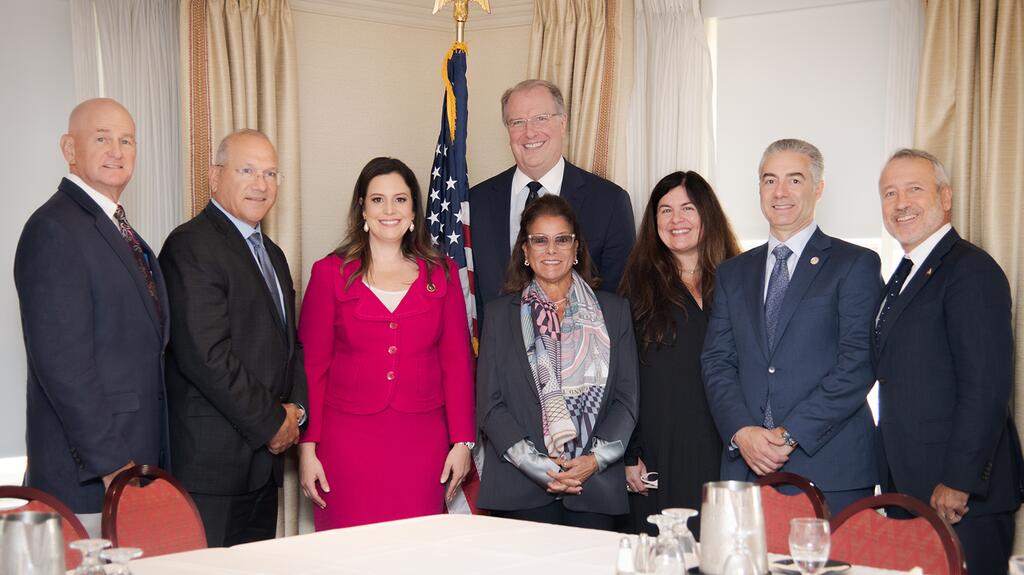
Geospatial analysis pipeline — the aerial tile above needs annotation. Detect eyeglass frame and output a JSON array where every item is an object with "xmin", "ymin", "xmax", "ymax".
[
  {"xmin": 505, "ymin": 112, "xmax": 565, "ymax": 132},
  {"xmin": 215, "ymin": 164, "xmax": 283, "ymax": 186},
  {"xmin": 525, "ymin": 232, "xmax": 577, "ymax": 250}
]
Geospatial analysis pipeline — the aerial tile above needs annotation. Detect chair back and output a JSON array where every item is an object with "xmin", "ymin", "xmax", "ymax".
[
  {"xmin": 101, "ymin": 465, "xmax": 206, "ymax": 557},
  {"xmin": 0, "ymin": 485, "xmax": 89, "ymax": 570},
  {"xmin": 829, "ymin": 493, "xmax": 965, "ymax": 575},
  {"xmin": 756, "ymin": 472, "xmax": 830, "ymax": 554}
]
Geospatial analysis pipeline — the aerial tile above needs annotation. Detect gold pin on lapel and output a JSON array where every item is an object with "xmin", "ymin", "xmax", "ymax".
[
  {"xmin": 925, "ymin": 268, "xmax": 933, "ymax": 276},
  {"xmin": 810, "ymin": 256, "xmax": 820, "ymax": 265},
  {"xmin": 426, "ymin": 283, "xmax": 437, "ymax": 292}
]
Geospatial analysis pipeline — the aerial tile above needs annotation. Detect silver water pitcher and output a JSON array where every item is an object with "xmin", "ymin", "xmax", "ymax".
[
  {"xmin": 0, "ymin": 511, "xmax": 66, "ymax": 575},
  {"xmin": 699, "ymin": 481, "xmax": 769, "ymax": 574}
]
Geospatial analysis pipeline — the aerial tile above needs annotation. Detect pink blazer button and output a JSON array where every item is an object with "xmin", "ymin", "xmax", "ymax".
[{"xmin": 386, "ymin": 371, "xmax": 396, "ymax": 381}]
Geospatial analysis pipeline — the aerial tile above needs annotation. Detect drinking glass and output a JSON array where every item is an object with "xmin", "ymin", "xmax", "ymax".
[
  {"xmin": 647, "ymin": 514, "xmax": 686, "ymax": 574},
  {"xmin": 662, "ymin": 508, "xmax": 700, "ymax": 570},
  {"xmin": 99, "ymin": 547, "xmax": 143, "ymax": 575},
  {"xmin": 788, "ymin": 518, "xmax": 830, "ymax": 574},
  {"xmin": 69, "ymin": 539, "xmax": 111, "ymax": 575},
  {"xmin": 1009, "ymin": 555, "xmax": 1024, "ymax": 575},
  {"xmin": 721, "ymin": 529, "xmax": 759, "ymax": 575}
]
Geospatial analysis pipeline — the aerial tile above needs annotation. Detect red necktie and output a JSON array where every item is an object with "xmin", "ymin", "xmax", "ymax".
[{"xmin": 114, "ymin": 205, "xmax": 162, "ymax": 320}]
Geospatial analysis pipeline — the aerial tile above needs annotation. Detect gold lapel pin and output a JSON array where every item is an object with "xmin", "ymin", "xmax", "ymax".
[
  {"xmin": 426, "ymin": 282, "xmax": 437, "ymax": 292},
  {"xmin": 810, "ymin": 256, "xmax": 820, "ymax": 265},
  {"xmin": 926, "ymin": 268, "xmax": 933, "ymax": 276}
]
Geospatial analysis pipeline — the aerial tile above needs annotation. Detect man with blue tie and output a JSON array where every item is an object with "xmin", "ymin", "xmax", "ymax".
[
  {"xmin": 702, "ymin": 139, "xmax": 882, "ymax": 514},
  {"xmin": 160, "ymin": 129, "xmax": 307, "ymax": 546},
  {"xmin": 874, "ymin": 149, "xmax": 1022, "ymax": 573}
]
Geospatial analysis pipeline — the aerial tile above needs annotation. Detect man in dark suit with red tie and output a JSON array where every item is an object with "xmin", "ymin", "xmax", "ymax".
[
  {"xmin": 469, "ymin": 79, "xmax": 634, "ymax": 329},
  {"xmin": 874, "ymin": 149, "xmax": 1023, "ymax": 573},
  {"xmin": 160, "ymin": 129, "xmax": 307, "ymax": 546},
  {"xmin": 15, "ymin": 98, "xmax": 168, "ymax": 536}
]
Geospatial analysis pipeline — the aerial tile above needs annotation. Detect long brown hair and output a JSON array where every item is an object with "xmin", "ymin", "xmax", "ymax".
[
  {"xmin": 619, "ymin": 171, "xmax": 740, "ymax": 352},
  {"xmin": 332, "ymin": 157, "xmax": 445, "ymax": 289},
  {"xmin": 502, "ymin": 195, "xmax": 599, "ymax": 293}
]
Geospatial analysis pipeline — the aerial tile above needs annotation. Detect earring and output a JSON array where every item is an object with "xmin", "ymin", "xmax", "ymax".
[
  {"xmin": 573, "ymin": 255, "xmax": 579, "ymax": 265},
  {"xmin": 409, "ymin": 222, "xmax": 415, "ymax": 232},
  {"xmin": 524, "ymin": 258, "xmax": 530, "ymax": 267},
  {"xmin": 363, "ymin": 221, "xmax": 369, "ymax": 232}
]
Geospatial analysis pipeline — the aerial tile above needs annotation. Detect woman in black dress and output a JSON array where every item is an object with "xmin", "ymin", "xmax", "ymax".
[{"xmin": 618, "ymin": 171, "xmax": 741, "ymax": 536}]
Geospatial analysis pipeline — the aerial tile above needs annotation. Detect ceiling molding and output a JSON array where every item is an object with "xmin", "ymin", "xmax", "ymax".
[{"xmin": 291, "ymin": 0, "xmax": 533, "ymax": 32}]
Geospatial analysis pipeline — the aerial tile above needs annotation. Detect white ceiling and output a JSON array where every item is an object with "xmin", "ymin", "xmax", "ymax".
[{"xmin": 290, "ymin": 0, "xmax": 534, "ymax": 32}]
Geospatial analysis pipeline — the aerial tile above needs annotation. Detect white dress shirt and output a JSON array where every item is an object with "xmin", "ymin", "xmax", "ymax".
[
  {"xmin": 897, "ymin": 222, "xmax": 952, "ymax": 293},
  {"xmin": 67, "ymin": 174, "xmax": 119, "ymax": 227},
  {"xmin": 508, "ymin": 157, "xmax": 566, "ymax": 249}
]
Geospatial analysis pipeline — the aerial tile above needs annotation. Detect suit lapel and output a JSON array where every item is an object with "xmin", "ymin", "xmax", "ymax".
[
  {"xmin": 508, "ymin": 296, "xmax": 540, "ymax": 402},
  {"xmin": 560, "ymin": 161, "xmax": 587, "ymax": 215},
  {"xmin": 876, "ymin": 228, "xmax": 959, "ymax": 353},
  {"xmin": 204, "ymin": 204, "xmax": 287, "ymax": 339},
  {"xmin": 770, "ymin": 229, "xmax": 830, "ymax": 356},
  {"xmin": 743, "ymin": 244, "xmax": 770, "ymax": 360},
  {"xmin": 61, "ymin": 180, "xmax": 163, "ymax": 338}
]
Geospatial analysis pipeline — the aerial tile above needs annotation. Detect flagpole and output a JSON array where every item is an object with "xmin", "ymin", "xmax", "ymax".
[{"xmin": 432, "ymin": 0, "xmax": 492, "ymax": 42}]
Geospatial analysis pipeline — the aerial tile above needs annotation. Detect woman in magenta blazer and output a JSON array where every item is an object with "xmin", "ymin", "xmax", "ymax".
[{"xmin": 297, "ymin": 157, "xmax": 475, "ymax": 530}]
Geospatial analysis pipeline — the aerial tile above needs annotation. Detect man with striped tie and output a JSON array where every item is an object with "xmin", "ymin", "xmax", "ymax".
[
  {"xmin": 874, "ymin": 149, "xmax": 1022, "ymax": 573},
  {"xmin": 15, "ymin": 98, "xmax": 168, "ymax": 536},
  {"xmin": 160, "ymin": 129, "xmax": 307, "ymax": 546}
]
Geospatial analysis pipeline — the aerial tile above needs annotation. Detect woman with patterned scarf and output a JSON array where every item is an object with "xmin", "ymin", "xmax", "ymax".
[{"xmin": 476, "ymin": 195, "xmax": 639, "ymax": 530}]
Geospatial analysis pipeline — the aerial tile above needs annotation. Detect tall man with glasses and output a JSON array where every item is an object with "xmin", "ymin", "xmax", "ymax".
[
  {"xmin": 702, "ymin": 139, "xmax": 881, "ymax": 515},
  {"xmin": 160, "ymin": 129, "xmax": 307, "ymax": 546},
  {"xmin": 15, "ymin": 98, "xmax": 168, "ymax": 536},
  {"xmin": 873, "ymin": 149, "xmax": 1022, "ymax": 573},
  {"xmin": 469, "ymin": 79, "xmax": 634, "ymax": 329}
]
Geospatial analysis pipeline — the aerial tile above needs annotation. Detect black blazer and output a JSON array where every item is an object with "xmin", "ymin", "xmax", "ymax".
[
  {"xmin": 477, "ymin": 290, "xmax": 639, "ymax": 514},
  {"xmin": 160, "ymin": 203, "xmax": 307, "ymax": 495},
  {"xmin": 874, "ymin": 228, "xmax": 1023, "ymax": 515},
  {"xmin": 469, "ymin": 161, "xmax": 635, "ymax": 328},
  {"xmin": 15, "ymin": 178, "xmax": 169, "ymax": 513}
]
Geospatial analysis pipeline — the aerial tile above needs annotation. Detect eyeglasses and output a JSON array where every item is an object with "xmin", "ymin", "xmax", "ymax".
[
  {"xmin": 506, "ymin": 113, "xmax": 564, "ymax": 132},
  {"xmin": 526, "ymin": 233, "xmax": 576, "ymax": 249},
  {"xmin": 217, "ymin": 165, "xmax": 282, "ymax": 185}
]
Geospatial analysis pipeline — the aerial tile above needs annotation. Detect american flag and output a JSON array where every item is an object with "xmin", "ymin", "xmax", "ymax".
[{"xmin": 429, "ymin": 42, "xmax": 484, "ymax": 515}]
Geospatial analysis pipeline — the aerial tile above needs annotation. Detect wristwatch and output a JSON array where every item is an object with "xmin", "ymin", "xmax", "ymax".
[
  {"xmin": 781, "ymin": 430, "xmax": 798, "ymax": 448},
  {"xmin": 457, "ymin": 441, "xmax": 476, "ymax": 450}
]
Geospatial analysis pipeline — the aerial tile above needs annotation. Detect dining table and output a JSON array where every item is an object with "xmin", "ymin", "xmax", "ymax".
[{"xmin": 124, "ymin": 514, "xmax": 911, "ymax": 574}]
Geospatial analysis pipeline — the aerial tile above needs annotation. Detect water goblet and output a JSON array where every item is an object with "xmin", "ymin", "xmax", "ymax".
[
  {"xmin": 662, "ymin": 508, "xmax": 700, "ymax": 570},
  {"xmin": 721, "ymin": 529, "xmax": 759, "ymax": 575},
  {"xmin": 69, "ymin": 539, "xmax": 111, "ymax": 575},
  {"xmin": 647, "ymin": 514, "xmax": 686, "ymax": 574},
  {"xmin": 788, "ymin": 518, "xmax": 830, "ymax": 574},
  {"xmin": 100, "ymin": 547, "xmax": 143, "ymax": 575}
]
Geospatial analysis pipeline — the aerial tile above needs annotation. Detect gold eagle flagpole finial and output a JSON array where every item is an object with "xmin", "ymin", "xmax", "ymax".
[{"xmin": 432, "ymin": 0, "xmax": 491, "ymax": 43}]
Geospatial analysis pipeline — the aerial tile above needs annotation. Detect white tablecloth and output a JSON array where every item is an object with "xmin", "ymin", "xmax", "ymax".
[{"xmin": 127, "ymin": 514, "xmax": 906, "ymax": 574}]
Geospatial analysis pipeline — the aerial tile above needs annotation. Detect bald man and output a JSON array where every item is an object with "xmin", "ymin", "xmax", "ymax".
[{"xmin": 14, "ymin": 98, "xmax": 168, "ymax": 535}]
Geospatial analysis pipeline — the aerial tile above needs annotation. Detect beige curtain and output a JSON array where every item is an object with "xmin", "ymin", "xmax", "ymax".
[
  {"xmin": 179, "ymin": 0, "xmax": 311, "ymax": 536},
  {"xmin": 528, "ymin": 0, "xmax": 633, "ymax": 183},
  {"xmin": 914, "ymin": 0, "xmax": 1024, "ymax": 550}
]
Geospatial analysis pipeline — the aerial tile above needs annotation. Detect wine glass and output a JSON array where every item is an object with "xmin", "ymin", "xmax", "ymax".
[
  {"xmin": 721, "ymin": 529, "xmax": 759, "ymax": 575},
  {"xmin": 100, "ymin": 547, "xmax": 143, "ymax": 575},
  {"xmin": 647, "ymin": 514, "xmax": 686, "ymax": 574},
  {"xmin": 69, "ymin": 539, "xmax": 111, "ymax": 575},
  {"xmin": 662, "ymin": 508, "xmax": 700, "ymax": 570},
  {"xmin": 788, "ymin": 518, "xmax": 830, "ymax": 574}
]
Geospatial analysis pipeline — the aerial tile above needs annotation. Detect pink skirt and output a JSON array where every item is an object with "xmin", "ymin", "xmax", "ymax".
[{"xmin": 313, "ymin": 405, "xmax": 449, "ymax": 530}]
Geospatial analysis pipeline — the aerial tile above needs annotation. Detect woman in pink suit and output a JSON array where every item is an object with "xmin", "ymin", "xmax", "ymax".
[{"xmin": 297, "ymin": 157, "xmax": 475, "ymax": 530}]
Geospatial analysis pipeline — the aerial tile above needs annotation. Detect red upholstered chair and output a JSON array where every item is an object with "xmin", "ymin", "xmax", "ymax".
[
  {"xmin": 0, "ymin": 485, "xmax": 90, "ymax": 570},
  {"xmin": 756, "ymin": 472, "xmax": 830, "ymax": 554},
  {"xmin": 829, "ymin": 493, "xmax": 966, "ymax": 575},
  {"xmin": 101, "ymin": 465, "xmax": 207, "ymax": 557}
]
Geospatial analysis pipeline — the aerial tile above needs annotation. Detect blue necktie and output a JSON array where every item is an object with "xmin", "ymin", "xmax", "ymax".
[
  {"xmin": 763, "ymin": 244, "xmax": 792, "ymax": 428},
  {"xmin": 874, "ymin": 257, "xmax": 913, "ymax": 348},
  {"xmin": 248, "ymin": 232, "xmax": 285, "ymax": 326}
]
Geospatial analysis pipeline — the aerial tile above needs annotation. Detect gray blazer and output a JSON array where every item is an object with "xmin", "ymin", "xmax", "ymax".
[{"xmin": 477, "ymin": 290, "xmax": 638, "ymax": 514}]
